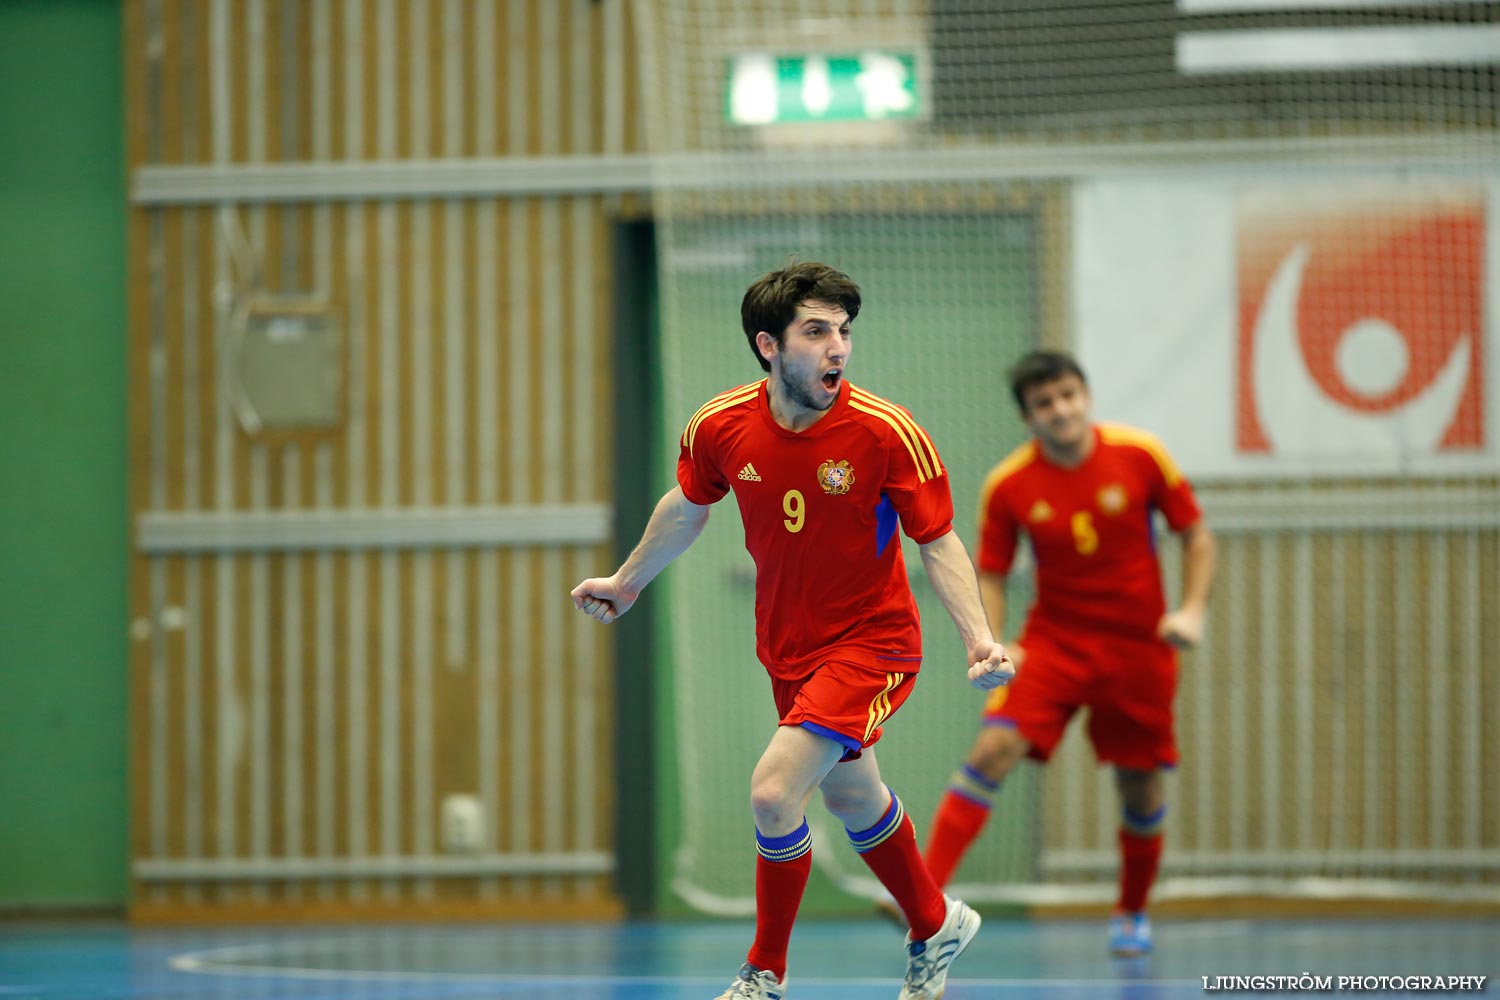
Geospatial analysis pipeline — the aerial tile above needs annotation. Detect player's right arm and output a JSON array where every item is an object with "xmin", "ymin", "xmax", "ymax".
[
  {"xmin": 571, "ymin": 485, "xmax": 710, "ymax": 624},
  {"xmin": 575, "ymin": 387, "xmax": 741, "ymax": 622},
  {"xmin": 975, "ymin": 447, "xmax": 1031, "ymax": 668}
]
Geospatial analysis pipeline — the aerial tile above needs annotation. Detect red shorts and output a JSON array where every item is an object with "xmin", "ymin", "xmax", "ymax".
[
  {"xmin": 982, "ymin": 624, "xmax": 1178, "ymax": 771},
  {"xmin": 772, "ymin": 654, "xmax": 918, "ymax": 762}
]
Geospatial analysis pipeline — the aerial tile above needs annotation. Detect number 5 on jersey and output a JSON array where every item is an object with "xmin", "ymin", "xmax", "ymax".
[{"xmin": 1071, "ymin": 510, "xmax": 1098, "ymax": 555}]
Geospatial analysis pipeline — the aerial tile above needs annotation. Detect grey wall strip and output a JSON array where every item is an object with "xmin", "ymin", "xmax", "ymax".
[
  {"xmin": 1197, "ymin": 486, "xmax": 1500, "ymax": 532},
  {"xmin": 137, "ymin": 505, "xmax": 613, "ymax": 552},
  {"xmin": 135, "ymin": 852, "xmax": 616, "ymax": 882},
  {"xmin": 135, "ymin": 155, "xmax": 653, "ymax": 203},
  {"xmin": 132, "ymin": 135, "xmax": 1500, "ymax": 205}
]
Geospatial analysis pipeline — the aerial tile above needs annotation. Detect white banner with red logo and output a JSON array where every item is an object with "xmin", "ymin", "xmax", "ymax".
[{"xmin": 1073, "ymin": 176, "xmax": 1498, "ymax": 479}]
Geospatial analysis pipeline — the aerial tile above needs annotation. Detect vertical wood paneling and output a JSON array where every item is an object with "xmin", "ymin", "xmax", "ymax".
[
  {"xmin": 1042, "ymin": 524, "xmax": 1500, "ymax": 886},
  {"xmin": 1460, "ymin": 532, "xmax": 1482, "ymax": 850},
  {"xmin": 309, "ymin": 0, "xmax": 338, "ymax": 903},
  {"xmin": 128, "ymin": 0, "xmax": 639, "ymax": 919},
  {"xmin": 473, "ymin": 2, "xmax": 503, "ymax": 892},
  {"xmin": 341, "ymin": 4, "xmax": 372, "ymax": 896},
  {"xmin": 568, "ymin": 1, "xmax": 605, "ymax": 897},
  {"xmin": 1258, "ymin": 536, "xmax": 1281, "ymax": 849},
  {"xmin": 536, "ymin": 3, "xmax": 566, "ymax": 899},
  {"xmin": 407, "ymin": 0, "xmax": 437, "ymax": 901},
  {"xmin": 208, "ymin": 0, "xmax": 239, "ymax": 908}
]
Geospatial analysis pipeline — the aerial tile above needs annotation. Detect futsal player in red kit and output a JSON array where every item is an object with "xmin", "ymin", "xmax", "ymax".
[
  {"xmin": 572, "ymin": 262, "xmax": 1013, "ymax": 999},
  {"xmin": 912, "ymin": 350, "xmax": 1215, "ymax": 957}
]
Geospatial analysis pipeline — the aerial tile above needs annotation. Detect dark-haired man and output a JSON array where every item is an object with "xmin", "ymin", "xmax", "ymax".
[
  {"xmin": 572, "ymin": 262, "xmax": 1013, "ymax": 999},
  {"xmin": 912, "ymin": 350, "xmax": 1215, "ymax": 957}
]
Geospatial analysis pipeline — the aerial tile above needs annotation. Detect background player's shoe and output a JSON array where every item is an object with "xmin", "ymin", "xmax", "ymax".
[
  {"xmin": 714, "ymin": 963, "xmax": 787, "ymax": 1000},
  {"xmin": 897, "ymin": 895, "xmax": 981, "ymax": 999},
  {"xmin": 1108, "ymin": 911, "xmax": 1153, "ymax": 957},
  {"xmin": 873, "ymin": 888, "xmax": 908, "ymax": 930}
]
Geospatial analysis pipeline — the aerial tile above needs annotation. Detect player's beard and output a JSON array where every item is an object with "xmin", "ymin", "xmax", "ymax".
[{"xmin": 777, "ymin": 362, "xmax": 836, "ymax": 412}]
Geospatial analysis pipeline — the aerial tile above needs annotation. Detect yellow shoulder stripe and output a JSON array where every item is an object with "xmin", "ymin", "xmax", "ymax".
[
  {"xmin": 681, "ymin": 381, "xmax": 763, "ymax": 454},
  {"xmin": 684, "ymin": 380, "xmax": 762, "ymax": 434},
  {"xmin": 1099, "ymin": 423, "xmax": 1184, "ymax": 487},
  {"xmin": 976, "ymin": 443, "xmax": 1037, "ymax": 536},
  {"xmin": 849, "ymin": 387, "xmax": 943, "ymax": 469},
  {"xmin": 848, "ymin": 399, "xmax": 935, "ymax": 481},
  {"xmin": 979, "ymin": 442, "xmax": 1039, "ymax": 505},
  {"xmin": 849, "ymin": 387, "xmax": 944, "ymax": 479}
]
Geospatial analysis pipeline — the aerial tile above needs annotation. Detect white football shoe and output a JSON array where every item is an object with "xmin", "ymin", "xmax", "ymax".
[
  {"xmin": 714, "ymin": 962, "xmax": 787, "ymax": 1000},
  {"xmin": 897, "ymin": 894, "xmax": 981, "ymax": 999}
]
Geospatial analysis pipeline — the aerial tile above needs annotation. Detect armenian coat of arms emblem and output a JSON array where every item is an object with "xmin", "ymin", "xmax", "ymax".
[
  {"xmin": 818, "ymin": 459, "xmax": 855, "ymax": 496},
  {"xmin": 1097, "ymin": 483, "xmax": 1128, "ymax": 515}
]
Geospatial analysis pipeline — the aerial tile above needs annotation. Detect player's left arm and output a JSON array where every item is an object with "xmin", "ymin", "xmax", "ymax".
[
  {"xmin": 918, "ymin": 529, "xmax": 1015, "ymax": 690},
  {"xmin": 1158, "ymin": 517, "xmax": 1216, "ymax": 649},
  {"xmin": 882, "ymin": 404, "xmax": 1012, "ymax": 687}
]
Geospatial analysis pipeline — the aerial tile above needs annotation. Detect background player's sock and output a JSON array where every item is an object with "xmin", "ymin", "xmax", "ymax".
[
  {"xmin": 745, "ymin": 820, "xmax": 813, "ymax": 979},
  {"xmin": 924, "ymin": 764, "xmax": 1000, "ymax": 888},
  {"xmin": 849, "ymin": 788, "xmax": 946, "ymax": 940},
  {"xmin": 1118, "ymin": 804, "xmax": 1166, "ymax": 913}
]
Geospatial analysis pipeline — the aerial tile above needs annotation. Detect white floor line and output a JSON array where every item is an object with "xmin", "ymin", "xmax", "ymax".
[{"xmin": 171, "ymin": 952, "xmax": 1192, "ymax": 990}]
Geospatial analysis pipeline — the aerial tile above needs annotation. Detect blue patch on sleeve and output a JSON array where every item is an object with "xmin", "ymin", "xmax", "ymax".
[{"xmin": 875, "ymin": 493, "xmax": 898, "ymax": 557}]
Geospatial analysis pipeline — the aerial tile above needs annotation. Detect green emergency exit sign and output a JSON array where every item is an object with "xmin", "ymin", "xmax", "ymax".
[{"xmin": 726, "ymin": 53, "xmax": 922, "ymax": 126}]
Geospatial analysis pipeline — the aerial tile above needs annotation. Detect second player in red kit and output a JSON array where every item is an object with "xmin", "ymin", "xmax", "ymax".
[{"xmin": 906, "ymin": 350, "xmax": 1216, "ymax": 958}]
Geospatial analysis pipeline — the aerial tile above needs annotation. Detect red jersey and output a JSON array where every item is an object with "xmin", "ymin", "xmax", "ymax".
[
  {"xmin": 677, "ymin": 378, "xmax": 955, "ymax": 680},
  {"xmin": 976, "ymin": 423, "xmax": 1201, "ymax": 640}
]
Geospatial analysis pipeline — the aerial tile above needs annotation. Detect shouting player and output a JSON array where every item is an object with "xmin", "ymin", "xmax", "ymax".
[{"xmin": 572, "ymin": 262, "xmax": 1013, "ymax": 999}]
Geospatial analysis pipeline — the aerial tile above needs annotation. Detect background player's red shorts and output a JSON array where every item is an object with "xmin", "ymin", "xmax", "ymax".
[
  {"xmin": 772, "ymin": 653, "xmax": 919, "ymax": 761},
  {"xmin": 982, "ymin": 624, "xmax": 1178, "ymax": 770}
]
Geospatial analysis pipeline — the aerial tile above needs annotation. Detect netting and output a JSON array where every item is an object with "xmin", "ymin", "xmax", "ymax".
[{"xmin": 633, "ymin": 0, "xmax": 1500, "ymax": 912}]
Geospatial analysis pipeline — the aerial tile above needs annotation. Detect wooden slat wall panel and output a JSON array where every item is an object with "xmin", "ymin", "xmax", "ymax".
[
  {"xmin": 1041, "ymin": 527, "xmax": 1500, "ymax": 881},
  {"xmin": 126, "ymin": 0, "xmax": 640, "ymax": 921}
]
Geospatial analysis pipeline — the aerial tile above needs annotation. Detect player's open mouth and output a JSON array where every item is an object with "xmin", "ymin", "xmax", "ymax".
[{"xmin": 822, "ymin": 369, "xmax": 842, "ymax": 391}]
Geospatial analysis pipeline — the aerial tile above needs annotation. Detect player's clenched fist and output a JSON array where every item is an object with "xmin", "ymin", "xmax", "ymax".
[
  {"xmin": 1157, "ymin": 607, "xmax": 1205, "ymax": 650},
  {"xmin": 967, "ymin": 642, "xmax": 1016, "ymax": 690},
  {"xmin": 570, "ymin": 577, "xmax": 638, "ymax": 624}
]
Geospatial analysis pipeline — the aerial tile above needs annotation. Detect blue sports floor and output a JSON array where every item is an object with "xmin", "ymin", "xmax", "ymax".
[{"xmin": 1, "ymin": 916, "xmax": 1494, "ymax": 999}]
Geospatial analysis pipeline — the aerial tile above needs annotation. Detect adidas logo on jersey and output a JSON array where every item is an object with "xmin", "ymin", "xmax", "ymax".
[{"xmin": 737, "ymin": 462, "xmax": 763, "ymax": 482}]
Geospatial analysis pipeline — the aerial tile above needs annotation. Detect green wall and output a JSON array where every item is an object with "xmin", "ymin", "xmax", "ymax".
[{"xmin": 0, "ymin": 0, "xmax": 129, "ymax": 907}]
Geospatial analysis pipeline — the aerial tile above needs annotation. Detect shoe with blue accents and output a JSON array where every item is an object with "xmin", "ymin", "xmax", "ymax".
[
  {"xmin": 898, "ymin": 895, "xmax": 981, "ymax": 999},
  {"xmin": 1109, "ymin": 911, "xmax": 1153, "ymax": 957},
  {"xmin": 715, "ymin": 962, "xmax": 786, "ymax": 1000}
]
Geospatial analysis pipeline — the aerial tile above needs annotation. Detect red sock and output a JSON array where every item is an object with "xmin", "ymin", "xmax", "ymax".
[
  {"xmin": 1118, "ymin": 829, "xmax": 1163, "ymax": 914},
  {"xmin": 853, "ymin": 794, "xmax": 946, "ymax": 940},
  {"xmin": 924, "ymin": 790, "xmax": 993, "ymax": 889},
  {"xmin": 745, "ymin": 827, "xmax": 813, "ymax": 980}
]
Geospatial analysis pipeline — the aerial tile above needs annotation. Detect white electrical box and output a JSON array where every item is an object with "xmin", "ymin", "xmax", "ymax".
[{"xmin": 440, "ymin": 794, "xmax": 485, "ymax": 854}]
